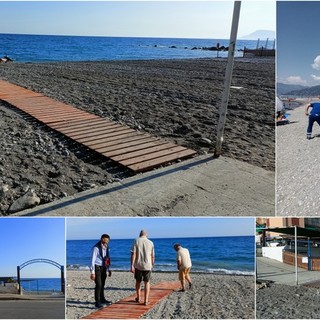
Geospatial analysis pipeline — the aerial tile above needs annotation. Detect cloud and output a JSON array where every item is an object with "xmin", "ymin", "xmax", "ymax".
[
  {"xmin": 311, "ymin": 74, "xmax": 320, "ymax": 81},
  {"xmin": 312, "ymin": 56, "xmax": 320, "ymax": 70},
  {"xmin": 285, "ymin": 76, "xmax": 307, "ymax": 85}
]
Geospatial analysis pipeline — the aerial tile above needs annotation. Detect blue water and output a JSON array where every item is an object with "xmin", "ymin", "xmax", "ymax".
[
  {"xmin": 67, "ymin": 236, "xmax": 254, "ymax": 275},
  {"xmin": 20, "ymin": 277, "xmax": 61, "ymax": 292},
  {"xmin": 0, "ymin": 33, "xmax": 268, "ymax": 62}
]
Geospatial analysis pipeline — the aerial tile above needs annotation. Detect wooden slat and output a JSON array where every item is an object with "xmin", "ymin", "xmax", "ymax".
[
  {"xmin": 103, "ymin": 140, "xmax": 170, "ymax": 161},
  {"xmin": 82, "ymin": 281, "xmax": 180, "ymax": 319},
  {"xmin": 128, "ymin": 149, "xmax": 197, "ymax": 172},
  {"xmin": 75, "ymin": 131, "xmax": 144, "ymax": 145},
  {"xmin": 0, "ymin": 80, "xmax": 196, "ymax": 172}
]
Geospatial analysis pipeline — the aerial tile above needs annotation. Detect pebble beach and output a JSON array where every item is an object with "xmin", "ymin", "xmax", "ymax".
[
  {"xmin": 66, "ymin": 270, "xmax": 255, "ymax": 319},
  {"xmin": 256, "ymin": 282, "xmax": 320, "ymax": 319},
  {"xmin": 0, "ymin": 58, "xmax": 274, "ymax": 214},
  {"xmin": 277, "ymin": 100, "xmax": 320, "ymax": 215}
]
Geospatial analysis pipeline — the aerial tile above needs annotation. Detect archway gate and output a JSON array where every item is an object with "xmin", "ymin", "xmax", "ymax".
[{"xmin": 17, "ymin": 258, "xmax": 64, "ymax": 294}]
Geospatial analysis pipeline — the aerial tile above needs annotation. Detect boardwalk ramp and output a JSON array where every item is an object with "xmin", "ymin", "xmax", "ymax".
[
  {"xmin": 0, "ymin": 80, "xmax": 196, "ymax": 173},
  {"xmin": 82, "ymin": 281, "xmax": 180, "ymax": 319}
]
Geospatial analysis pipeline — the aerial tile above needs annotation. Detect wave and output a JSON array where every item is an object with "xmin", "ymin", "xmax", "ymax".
[{"xmin": 67, "ymin": 264, "xmax": 253, "ymax": 276}]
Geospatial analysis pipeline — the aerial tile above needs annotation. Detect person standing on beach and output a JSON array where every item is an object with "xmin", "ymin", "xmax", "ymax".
[
  {"xmin": 173, "ymin": 243, "xmax": 192, "ymax": 292},
  {"xmin": 90, "ymin": 234, "xmax": 112, "ymax": 308},
  {"xmin": 305, "ymin": 101, "xmax": 320, "ymax": 139},
  {"xmin": 130, "ymin": 230, "xmax": 155, "ymax": 305}
]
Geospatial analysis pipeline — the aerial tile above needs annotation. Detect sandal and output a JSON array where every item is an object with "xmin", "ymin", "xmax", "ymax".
[
  {"xmin": 135, "ymin": 297, "xmax": 140, "ymax": 303},
  {"xmin": 144, "ymin": 301, "xmax": 149, "ymax": 306}
]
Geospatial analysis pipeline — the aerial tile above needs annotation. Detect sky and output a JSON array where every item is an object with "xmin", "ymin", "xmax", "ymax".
[
  {"xmin": 0, "ymin": 1, "xmax": 275, "ymax": 39},
  {"xmin": 66, "ymin": 217, "xmax": 255, "ymax": 240},
  {"xmin": 277, "ymin": 1, "xmax": 320, "ymax": 87},
  {"xmin": 0, "ymin": 218, "xmax": 65, "ymax": 278}
]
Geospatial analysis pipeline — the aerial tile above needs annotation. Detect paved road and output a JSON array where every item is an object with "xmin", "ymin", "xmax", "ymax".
[
  {"xmin": 277, "ymin": 100, "xmax": 320, "ymax": 215},
  {"xmin": 14, "ymin": 154, "xmax": 274, "ymax": 216},
  {"xmin": 0, "ymin": 299, "xmax": 65, "ymax": 319}
]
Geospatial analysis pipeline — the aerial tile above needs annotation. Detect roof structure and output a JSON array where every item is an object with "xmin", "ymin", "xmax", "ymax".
[{"xmin": 263, "ymin": 226, "xmax": 320, "ymax": 238}]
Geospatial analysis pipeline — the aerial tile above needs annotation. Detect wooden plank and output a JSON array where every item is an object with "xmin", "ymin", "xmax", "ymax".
[
  {"xmin": 103, "ymin": 140, "xmax": 170, "ymax": 161},
  {"xmin": 60, "ymin": 122, "xmax": 123, "ymax": 134},
  {"xmin": 109, "ymin": 142, "xmax": 178, "ymax": 160},
  {"xmin": 70, "ymin": 127, "xmax": 136, "ymax": 140},
  {"xmin": 45, "ymin": 116, "xmax": 98, "ymax": 124},
  {"xmin": 82, "ymin": 281, "xmax": 180, "ymax": 319},
  {"xmin": 36, "ymin": 114, "xmax": 96, "ymax": 123},
  {"xmin": 127, "ymin": 149, "xmax": 197, "ymax": 172},
  {"xmin": 48, "ymin": 114, "xmax": 98, "ymax": 131},
  {"xmin": 119, "ymin": 146, "xmax": 187, "ymax": 166},
  {"xmin": 75, "ymin": 131, "xmax": 144, "ymax": 145},
  {"xmin": 96, "ymin": 136, "xmax": 159, "ymax": 152},
  {"xmin": 50, "ymin": 119, "xmax": 111, "ymax": 132}
]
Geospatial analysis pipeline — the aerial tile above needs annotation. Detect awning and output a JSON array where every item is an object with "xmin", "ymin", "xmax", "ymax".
[{"xmin": 263, "ymin": 226, "xmax": 320, "ymax": 238}]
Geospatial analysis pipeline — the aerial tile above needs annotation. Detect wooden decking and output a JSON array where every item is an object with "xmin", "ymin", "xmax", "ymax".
[
  {"xmin": 83, "ymin": 281, "xmax": 181, "ymax": 319},
  {"xmin": 0, "ymin": 80, "xmax": 196, "ymax": 173}
]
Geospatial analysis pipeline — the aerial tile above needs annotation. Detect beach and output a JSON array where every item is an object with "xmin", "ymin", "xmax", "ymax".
[
  {"xmin": 0, "ymin": 58, "xmax": 274, "ymax": 215},
  {"xmin": 277, "ymin": 100, "xmax": 320, "ymax": 215},
  {"xmin": 66, "ymin": 270, "xmax": 255, "ymax": 319},
  {"xmin": 256, "ymin": 282, "xmax": 320, "ymax": 319}
]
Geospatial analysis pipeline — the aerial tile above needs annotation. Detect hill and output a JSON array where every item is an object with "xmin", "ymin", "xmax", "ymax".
[
  {"xmin": 277, "ymin": 83, "xmax": 309, "ymax": 95},
  {"xmin": 240, "ymin": 30, "xmax": 275, "ymax": 40},
  {"xmin": 287, "ymin": 85, "xmax": 320, "ymax": 97}
]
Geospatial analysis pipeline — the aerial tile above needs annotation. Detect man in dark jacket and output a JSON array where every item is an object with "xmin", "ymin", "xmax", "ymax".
[{"xmin": 90, "ymin": 234, "xmax": 112, "ymax": 308}]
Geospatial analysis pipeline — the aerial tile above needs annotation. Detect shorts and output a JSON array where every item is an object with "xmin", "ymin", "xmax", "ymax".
[
  {"xmin": 179, "ymin": 267, "xmax": 191, "ymax": 281},
  {"xmin": 135, "ymin": 269, "xmax": 151, "ymax": 283}
]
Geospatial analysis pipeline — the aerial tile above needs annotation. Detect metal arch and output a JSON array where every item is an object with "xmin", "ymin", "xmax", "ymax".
[{"xmin": 20, "ymin": 258, "xmax": 62, "ymax": 270}]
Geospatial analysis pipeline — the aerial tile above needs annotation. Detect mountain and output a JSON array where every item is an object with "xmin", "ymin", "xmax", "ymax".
[
  {"xmin": 287, "ymin": 85, "xmax": 320, "ymax": 97},
  {"xmin": 240, "ymin": 30, "xmax": 275, "ymax": 40},
  {"xmin": 277, "ymin": 83, "xmax": 309, "ymax": 95}
]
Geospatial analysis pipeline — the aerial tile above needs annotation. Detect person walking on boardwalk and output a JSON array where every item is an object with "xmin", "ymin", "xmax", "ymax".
[
  {"xmin": 90, "ymin": 234, "xmax": 112, "ymax": 308},
  {"xmin": 173, "ymin": 243, "xmax": 192, "ymax": 292},
  {"xmin": 131, "ymin": 230, "xmax": 155, "ymax": 305},
  {"xmin": 305, "ymin": 101, "xmax": 320, "ymax": 139}
]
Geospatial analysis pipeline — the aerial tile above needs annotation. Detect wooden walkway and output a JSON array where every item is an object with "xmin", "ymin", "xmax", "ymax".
[
  {"xmin": 0, "ymin": 80, "xmax": 196, "ymax": 173},
  {"xmin": 82, "ymin": 281, "xmax": 181, "ymax": 319}
]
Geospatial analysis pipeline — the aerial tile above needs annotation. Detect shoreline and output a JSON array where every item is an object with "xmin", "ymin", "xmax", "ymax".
[
  {"xmin": 66, "ymin": 268, "xmax": 255, "ymax": 276},
  {"xmin": 66, "ymin": 270, "xmax": 255, "ymax": 319}
]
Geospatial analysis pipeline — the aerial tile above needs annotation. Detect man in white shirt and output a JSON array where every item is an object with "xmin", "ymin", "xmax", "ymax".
[
  {"xmin": 174, "ymin": 243, "xmax": 192, "ymax": 292},
  {"xmin": 90, "ymin": 234, "xmax": 112, "ymax": 308},
  {"xmin": 131, "ymin": 230, "xmax": 155, "ymax": 305}
]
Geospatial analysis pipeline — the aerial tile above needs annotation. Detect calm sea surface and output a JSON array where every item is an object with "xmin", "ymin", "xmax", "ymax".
[
  {"xmin": 20, "ymin": 277, "xmax": 61, "ymax": 292},
  {"xmin": 67, "ymin": 236, "xmax": 254, "ymax": 275},
  {"xmin": 0, "ymin": 33, "xmax": 269, "ymax": 62}
]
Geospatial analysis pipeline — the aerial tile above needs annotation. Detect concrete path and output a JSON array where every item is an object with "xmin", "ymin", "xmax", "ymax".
[
  {"xmin": 277, "ymin": 100, "xmax": 320, "ymax": 215},
  {"xmin": 257, "ymin": 256, "xmax": 320, "ymax": 285},
  {"xmin": 14, "ymin": 154, "xmax": 274, "ymax": 216}
]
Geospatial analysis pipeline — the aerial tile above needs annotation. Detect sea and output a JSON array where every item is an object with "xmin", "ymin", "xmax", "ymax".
[
  {"xmin": 0, "ymin": 33, "xmax": 271, "ymax": 63},
  {"xmin": 20, "ymin": 277, "xmax": 61, "ymax": 292},
  {"xmin": 67, "ymin": 236, "xmax": 255, "ymax": 276}
]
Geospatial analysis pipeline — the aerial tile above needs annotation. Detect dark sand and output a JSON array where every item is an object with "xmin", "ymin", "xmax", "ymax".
[
  {"xmin": 0, "ymin": 58, "xmax": 274, "ymax": 214},
  {"xmin": 256, "ymin": 282, "xmax": 320, "ymax": 319}
]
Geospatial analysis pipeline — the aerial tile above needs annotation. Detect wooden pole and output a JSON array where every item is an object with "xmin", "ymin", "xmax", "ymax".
[{"xmin": 214, "ymin": 1, "xmax": 241, "ymax": 157}]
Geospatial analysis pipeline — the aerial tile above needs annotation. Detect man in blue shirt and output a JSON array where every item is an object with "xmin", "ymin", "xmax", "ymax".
[
  {"xmin": 90, "ymin": 234, "xmax": 112, "ymax": 308},
  {"xmin": 306, "ymin": 101, "xmax": 320, "ymax": 139}
]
